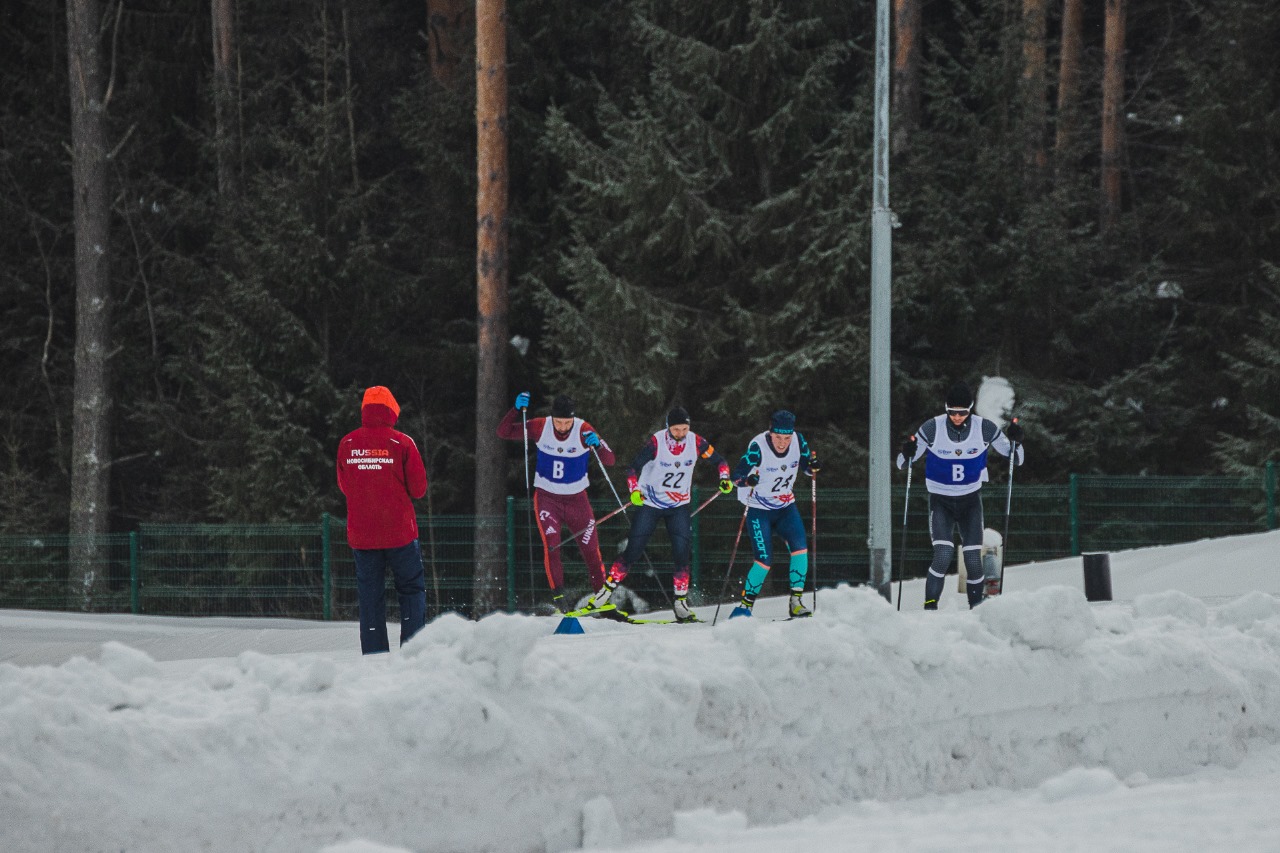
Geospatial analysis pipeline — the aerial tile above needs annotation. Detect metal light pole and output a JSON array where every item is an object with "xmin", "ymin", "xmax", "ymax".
[{"xmin": 868, "ymin": 0, "xmax": 894, "ymax": 600}]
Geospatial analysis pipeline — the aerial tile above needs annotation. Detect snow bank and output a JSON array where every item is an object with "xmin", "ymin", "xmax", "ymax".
[{"xmin": 3, "ymin": 584, "xmax": 1280, "ymax": 853}]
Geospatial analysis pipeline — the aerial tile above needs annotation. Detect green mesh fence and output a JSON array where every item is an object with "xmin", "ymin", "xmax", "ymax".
[
  {"xmin": 0, "ymin": 472, "xmax": 1274, "ymax": 618},
  {"xmin": 136, "ymin": 524, "xmax": 325, "ymax": 618},
  {"xmin": 1070, "ymin": 473, "xmax": 1270, "ymax": 554},
  {"xmin": 0, "ymin": 533, "xmax": 134, "ymax": 612}
]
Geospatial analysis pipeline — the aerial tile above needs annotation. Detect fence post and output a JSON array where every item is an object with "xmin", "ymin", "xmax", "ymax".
[
  {"xmin": 1267, "ymin": 461, "xmax": 1277, "ymax": 531},
  {"xmin": 321, "ymin": 512, "xmax": 332, "ymax": 621},
  {"xmin": 129, "ymin": 531, "xmax": 140, "ymax": 615},
  {"xmin": 690, "ymin": 485, "xmax": 701, "ymax": 595},
  {"xmin": 1069, "ymin": 473, "xmax": 1080, "ymax": 556},
  {"xmin": 506, "ymin": 496, "xmax": 517, "ymax": 613}
]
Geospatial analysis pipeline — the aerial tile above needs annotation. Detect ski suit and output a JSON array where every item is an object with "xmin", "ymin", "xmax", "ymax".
[
  {"xmin": 606, "ymin": 430, "xmax": 729, "ymax": 596},
  {"xmin": 730, "ymin": 431, "xmax": 818, "ymax": 600},
  {"xmin": 897, "ymin": 413, "xmax": 1023, "ymax": 608},
  {"xmin": 497, "ymin": 408, "xmax": 615, "ymax": 592}
]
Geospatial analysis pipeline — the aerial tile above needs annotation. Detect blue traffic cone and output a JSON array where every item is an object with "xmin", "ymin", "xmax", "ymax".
[{"xmin": 554, "ymin": 616, "xmax": 585, "ymax": 635}]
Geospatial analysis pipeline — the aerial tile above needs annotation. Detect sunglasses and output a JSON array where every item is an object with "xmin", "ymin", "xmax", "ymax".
[{"xmin": 946, "ymin": 407, "xmax": 972, "ymax": 416}]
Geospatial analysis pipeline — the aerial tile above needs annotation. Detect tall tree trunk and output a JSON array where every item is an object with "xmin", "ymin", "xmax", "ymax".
[
  {"xmin": 891, "ymin": 0, "xmax": 921, "ymax": 155},
  {"xmin": 474, "ymin": 0, "xmax": 508, "ymax": 617},
  {"xmin": 1101, "ymin": 0, "xmax": 1125, "ymax": 233},
  {"xmin": 211, "ymin": 0, "xmax": 240, "ymax": 201},
  {"xmin": 1021, "ymin": 0, "xmax": 1048, "ymax": 189},
  {"xmin": 1054, "ymin": 0, "xmax": 1084, "ymax": 177},
  {"xmin": 66, "ymin": 0, "xmax": 114, "ymax": 610},
  {"xmin": 427, "ymin": 0, "xmax": 468, "ymax": 86}
]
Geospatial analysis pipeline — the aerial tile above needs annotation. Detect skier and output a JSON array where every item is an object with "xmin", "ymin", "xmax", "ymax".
[
  {"xmin": 336, "ymin": 386, "xmax": 428, "ymax": 654},
  {"xmin": 582, "ymin": 406, "xmax": 733, "ymax": 623},
  {"xmin": 498, "ymin": 392, "xmax": 616, "ymax": 612},
  {"xmin": 727, "ymin": 410, "xmax": 820, "ymax": 618},
  {"xmin": 896, "ymin": 381, "xmax": 1024, "ymax": 610}
]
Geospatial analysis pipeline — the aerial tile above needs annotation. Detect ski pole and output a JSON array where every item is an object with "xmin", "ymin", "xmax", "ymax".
[
  {"xmin": 712, "ymin": 487, "xmax": 753, "ymax": 626},
  {"xmin": 690, "ymin": 489, "xmax": 721, "ymax": 518},
  {"xmin": 548, "ymin": 502, "xmax": 628, "ymax": 553},
  {"xmin": 591, "ymin": 445, "xmax": 626, "ymax": 508},
  {"xmin": 896, "ymin": 454, "xmax": 913, "ymax": 611},
  {"xmin": 809, "ymin": 474, "xmax": 818, "ymax": 613},
  {"xmin": 521, "ymin": 403, "xmax": 549, "ymax": 607},
  {"xmin": 997, "ymin": 423, "xmax": 1019, "ymax": 594}
]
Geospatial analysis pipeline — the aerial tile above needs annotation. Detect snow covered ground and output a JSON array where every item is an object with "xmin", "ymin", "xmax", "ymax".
[{"xmin": 3, "ymin": 530, "xmax": 1279, "ymax": 852}]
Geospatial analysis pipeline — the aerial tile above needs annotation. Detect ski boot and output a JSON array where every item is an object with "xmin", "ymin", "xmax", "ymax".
[
  {"xmin": 575, "ymin": 580, "xmax": 617, "ymax": 616},
  {"xmin": 729, "ymin": 593, "xmax": 755, "ymax": 619},
  {"xmin": 673, "ymin": 595, "xmax": 700, "ymax": 624},
  {"xmin": 788, "ymin": 592, "xmax": 812, "ymax": 619}
]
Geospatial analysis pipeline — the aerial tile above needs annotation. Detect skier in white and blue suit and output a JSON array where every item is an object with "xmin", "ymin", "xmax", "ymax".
[
  {"xmin": 728, "ymin": 410, "xmax": 820, "ymax": 619},
  {"xmin": 896, "ymin": 381, "xmax": 1024, "ymax": 609}
]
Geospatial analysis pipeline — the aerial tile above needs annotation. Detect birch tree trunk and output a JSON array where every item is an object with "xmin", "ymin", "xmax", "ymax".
[
  {"xmin": 66, "ymin": 0, "xmax": 113, "ymax": 610},
  {"xmin": 474, "ymin": 0, "xmax": 508, "ymax": 616}
]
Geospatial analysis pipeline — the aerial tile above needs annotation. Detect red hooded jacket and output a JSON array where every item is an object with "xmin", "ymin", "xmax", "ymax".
[{"xmin": 336, "ymin": 389, "xmax": 428, "ymax": 550}]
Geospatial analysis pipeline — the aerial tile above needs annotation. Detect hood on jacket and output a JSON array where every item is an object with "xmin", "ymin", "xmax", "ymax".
[{"xmin": 361, "ymin": 386, "xmax": 400, "ymax": 427}]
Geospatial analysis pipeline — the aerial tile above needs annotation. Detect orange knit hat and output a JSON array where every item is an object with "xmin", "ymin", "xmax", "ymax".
[{"xmin": 361, "ymin": 386, "xmax": 400, "ymax": 417}]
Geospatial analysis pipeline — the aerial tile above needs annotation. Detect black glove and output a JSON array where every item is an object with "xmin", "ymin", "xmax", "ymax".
[
  {"xmin": 718, "ymin": 478, "xmax": 734, "ymax": 495},
  {"xmin": 1005, "ymin": 420, "xmax": 1024, "ymax": 443},
  {"xmin": 741, "ymin": 472, "xmax": 760, "ymax": 487},
  {"xmin": 899, "ymin": 435, "xmax": 917, "ymax": 462},
  {"xmin": 805, "ymin": 452, "xmax": 821, "ymax": 476}
]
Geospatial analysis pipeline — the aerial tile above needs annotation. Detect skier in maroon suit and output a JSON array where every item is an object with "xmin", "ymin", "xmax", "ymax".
[{"xmin": 497, "ymin": 393, "xmax": 615, "ymax": 612}]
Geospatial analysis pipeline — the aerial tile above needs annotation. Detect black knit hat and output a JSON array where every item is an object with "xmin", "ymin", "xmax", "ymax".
[
  {"xmin": 551, "ymin": 395, "xmax": 575, "ymax": 418},
  {"xmin": 666, "ymin": 406, "xmax": 690, "ymax": 428},
  {"xmin": 770, "ymin": 410, "xmax": 796, "ymax": 435},
  {"xmin": 946, "ymin": 382, "xmax": 973, "ymax": 409}
]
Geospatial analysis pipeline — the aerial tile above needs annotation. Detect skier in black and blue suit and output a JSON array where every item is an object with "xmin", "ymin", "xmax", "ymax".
[{"xmin": 897, "ymin": 381, "xmax": 1024, "ymax": 610}]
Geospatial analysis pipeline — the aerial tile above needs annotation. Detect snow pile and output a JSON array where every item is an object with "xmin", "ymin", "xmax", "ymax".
[{"xmin": 4, "ymin": 580, "xmax": 1280, "ymax": 853}]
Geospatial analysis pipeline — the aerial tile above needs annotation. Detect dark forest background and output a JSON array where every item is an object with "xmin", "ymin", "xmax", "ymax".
[{"xmin": 2, "ymin": 0, "xmax": 1277, "ymax": 538}]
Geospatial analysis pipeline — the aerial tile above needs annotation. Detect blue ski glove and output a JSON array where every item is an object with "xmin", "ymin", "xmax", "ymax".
[
  {"xmin": 718, "ymin": 478, "xmax": 734, "ymax": 495},
  {"xmin": 629, "ymin": 490, "xmax": 644, "ymax": 507},
  {"xmin": 515, "ymin": 392, "xmax": 530, "ymax": 411},
  {"xmin": 583, "ymin": 430, "xmax": 601, "ymax": 448},
  {"xmin": 1005, "ymin": 419, "xmax": 1024, "ymax": 443}
]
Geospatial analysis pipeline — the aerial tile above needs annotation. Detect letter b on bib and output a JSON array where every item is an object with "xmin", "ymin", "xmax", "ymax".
[
  {"xmin": 952, "ymin": 464, "xmax": 965, "ymax": 482},
  {"xmin": 553, "ymin": 460, "xmax": 565, "ymax": 480}
]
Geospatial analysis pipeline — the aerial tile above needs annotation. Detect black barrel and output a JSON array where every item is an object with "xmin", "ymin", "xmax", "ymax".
[{"xmin": 1082, "ymin": 552, "xmax": 1113, "ymax": 602}]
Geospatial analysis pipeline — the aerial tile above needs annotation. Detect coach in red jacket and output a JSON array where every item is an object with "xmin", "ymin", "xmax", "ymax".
[{"xmin": 336, "ymin": 386, "xmax": 428, "ymax": 654}]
